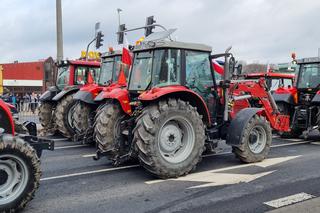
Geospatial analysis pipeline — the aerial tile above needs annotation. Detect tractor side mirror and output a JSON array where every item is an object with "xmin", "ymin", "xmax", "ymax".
[{"xmin": 229, "ymin": 56, "xmax": 236, "ymax": 75}]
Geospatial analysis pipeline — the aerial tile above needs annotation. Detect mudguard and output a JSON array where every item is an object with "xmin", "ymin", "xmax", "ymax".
[
  {"xmin": 272, "ymin": 93, "xmax": 294, "ymax": 104},
  {"xmin": 0, "ymin": 100, "xmax": 14, "ymax": 135},
  {"xmin": 311, "ymin": 93, "xmax": 320, "ymax": 104},
  {"xmin": 226, "ymin": 108, "xmax": 262, "ymax": 146},
  {"xmin": 52, "ymin": 86, "xmax": 79, "ymax": 101},
  {"xmin": 74, "ymin": 91, "xmax": 95, "ymax": 104},
  {"xmin": 40, "ymin": 86, "xmax": 60, "ymax": 102},
  {"xmin": 138, "ymin": 85, "xmax": 211, "ymax": 125},
  {"xmin": 74, "ymin": 84, "xmax": 103, "ymax": 104},
  {"xmin": 273, "ymin": 87, "xmax": 296, "ymax": 105},
  {"xmin": 94, "ymin": 87, "xmax": 131, "ymax": 114}
]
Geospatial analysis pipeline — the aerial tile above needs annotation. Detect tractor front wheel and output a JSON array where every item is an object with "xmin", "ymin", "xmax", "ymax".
[
  {"xmin": 72, "ymin": 102, "xmax": 94, "ymax": 142},
  {"xmin": 232, "ymin": 115, "xmax": 272, "ymax": 163},
  {"xmin": 0, "ymin": 135, "xmax": 41, "ymax": 212},
  {"xmin": 134, "ymin": 99, "xmax": 205, "ymax": 178},
  {"xmin": 94, "ymin": 103, "xmax": 125, "ymax": 156},
  {"xmin": 55, "ymin": 94, "xmax": 77, "ymax": 138}
]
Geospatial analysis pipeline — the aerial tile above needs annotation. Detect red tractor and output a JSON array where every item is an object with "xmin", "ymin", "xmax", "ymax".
[
  {"xmin": 0, "ymin": 99, "xmax": 54, "ymax": 212},
  {"xmin": 93, "ymin": 23, "xmax": 291, "ymax": 178},
  {"xmin": 39, "ymin": 59, "xmax": 100, "ymax": 137},
  {"xmin": 244, "ymin": 72, "xmax": 295, "ymax": 95},
  {"xmin": 72, "ymin": 49, "xmax": 131, "ymax": 142},
  {"xmin": 274, "ymin": 57, "xmax": 320, "ymax": 138}
]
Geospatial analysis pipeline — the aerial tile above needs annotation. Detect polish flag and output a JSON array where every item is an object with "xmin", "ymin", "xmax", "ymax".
[
  {"xmin": 212, "ymin": 59, "xmax": 224, "ymax": 75},
  {"xmin": 118, "ymin": 37, "xmax": 132, "ymax": 86}
]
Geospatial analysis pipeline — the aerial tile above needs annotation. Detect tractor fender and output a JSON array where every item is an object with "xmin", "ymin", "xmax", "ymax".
[
  {"xmin": 226, "ymin": 108, "xmax": 262, "ymax": 147},
  {"xmin": 272, "ymin": 87, "xmax": 296, "ymax": 105},
  {"xmin": 52, "ymin": 86, "xmax": 79, "ymax": 101},
  {"xmin": 94, "ymin": 87, "xmax": 131, "ymax": 115},
  {"xmin": 0, "ymin": 100, "xmax": 14, "ymax": 135},
  {"xmin": 40, "ymin": 86, "xmax": 60, "ymax": 102},
  {"xmin": 311, "ymin": 93, "xmax": 320, "ymax": 104},
  {"xmin": 73, "ymin": 84, "xmax": 103, "ymax": 104},
  {"xmin": 138, "ymin": 85, "xmax": 211, "ymax": 125}
]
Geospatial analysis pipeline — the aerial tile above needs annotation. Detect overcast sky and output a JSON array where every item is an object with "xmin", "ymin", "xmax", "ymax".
[{"xmin": 1, "ymin": 0, "xmax": 319, "ymax": 64}]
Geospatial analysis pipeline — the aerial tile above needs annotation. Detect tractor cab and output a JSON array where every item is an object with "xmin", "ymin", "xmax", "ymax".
[
  {"xmin": 98, "ymin": 50, "xmax": 123, "ymax": 86},
  {"xmin": 295, "ymin": 57, "xmax": 320, "ymax": 105},
  {"xmin": 56, "ymin": 59, "xmax": 101, "ymax": 90},
  {"xmin": 128, "ymin": 40, "xmax": 216, "ymax": 115}
]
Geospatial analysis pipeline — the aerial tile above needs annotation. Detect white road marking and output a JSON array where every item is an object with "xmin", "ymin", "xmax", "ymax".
[
  {"xmin": 82, "ymin": 154, "xmax": 96, "ymax": 158},
  {"xmin": 271, "ymin": 141, "xmax": 311, "ymax": 147},
  {"xmin": 55, "ymin": 144, "xmax": 89, "ymax": 150},
  {"xmin": 40, "ymin": 165, "xmax": 140, "ymax": 181},
  {"xmin": 145, "ymin": 156, "xmax": 300, "ymax": 185},
  {"xmin": 264, "ymin": 192, "xmax": 315, "ymax": 208}
]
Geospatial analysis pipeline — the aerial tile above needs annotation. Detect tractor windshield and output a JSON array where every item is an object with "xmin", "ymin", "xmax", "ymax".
[
  {"xmin": 98, "ymin": 56, "xmax": 121, "ymax": 85},
  {"xmin": 56, "ymin": 65, "xmax": 70, "ymax": 90},
  {"xmin": 129, "ymin": 51, "xmax": 153, "ymax": 91},
  {"xmin": 129, "ymin": 49, "xmax": 181, "ymax": 91},
  {"xmin": 297, "ymin": 63, "xmax": 320, "ymax": 89}
]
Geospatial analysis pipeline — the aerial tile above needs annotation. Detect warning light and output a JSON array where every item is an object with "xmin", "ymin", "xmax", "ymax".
[{"xmin": 136, "ymin": 36, "xmax": 145, "ymax": 45}]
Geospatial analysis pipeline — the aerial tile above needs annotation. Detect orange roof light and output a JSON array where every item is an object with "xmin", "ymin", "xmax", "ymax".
[{"xmin": 108, "ymin": 47, "xmax": 114, "ymax": 53}]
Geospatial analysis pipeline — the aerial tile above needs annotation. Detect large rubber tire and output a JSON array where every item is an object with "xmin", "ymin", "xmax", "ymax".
[
  {"xmin": 72, "ymin": 102, "xmax": 93, "ymax": 137},
  {"xmin": 277, "ymin": 103, "xmax": 302, "ymax": 138},
  {"xmin": 38, "ymin": 102, "xmax": 55, "ymax": 130},
  {"xmin": 133, "ymin": 99, "xmax": 205, "ymax": 178},
  {"xmin": 55, "ymin": 94, "xmax": 77, "ymax": 138},
  {"xmin": 94, "ymin": 103, "xmax": 125, "ymax": 155},
  {"xmin": 232, "ymin": 115, "xmax": 272, "ymax": 163},
  {"xmin": 0, "ymin": 135, "xmax": 41, "ymax": 213}
]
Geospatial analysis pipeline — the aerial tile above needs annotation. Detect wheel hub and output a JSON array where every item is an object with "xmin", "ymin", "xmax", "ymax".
[
  {"xmin": 0, "ymin": 155, "xmax": 29, "ymax": 205},
  {"xmin": 248, "ymin": 126, "xmax": 267, "ymax": 154},
  {"xmin": 159, "ymin": 123, "xmax": 182, "ymax": 153}
]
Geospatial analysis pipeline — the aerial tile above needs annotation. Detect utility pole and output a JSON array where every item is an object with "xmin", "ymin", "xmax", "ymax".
[
  {"xmin": 117, "ymin": 8, "xmax": 122, "ymax": 26},
  {"xmin": 56, "ymin": 0, "xmax": 63, "ymax": 61},
  {"xmin": 318, "ymin": 48, "xmax": 320, "ymax": 58}
]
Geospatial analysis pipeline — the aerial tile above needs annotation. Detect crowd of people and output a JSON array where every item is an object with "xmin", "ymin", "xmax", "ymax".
[{"xmin": 0, "ymin": 92, "xmax": 41, "ymax": 113}]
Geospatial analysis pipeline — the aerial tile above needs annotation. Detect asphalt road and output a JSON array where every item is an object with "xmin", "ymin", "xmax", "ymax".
[{"xmin": 24, "ymin": 134, "xmax": 320, "ymax": 213}]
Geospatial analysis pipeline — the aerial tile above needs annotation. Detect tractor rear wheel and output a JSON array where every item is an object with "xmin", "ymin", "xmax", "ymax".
[
  {"xmin": 0, "ymin": 135, "xmax": 41, "ymax": 213},
  {"xmin": 232, "ymin": 115, "xmax": 272, "ymax": 163},
  {"xmin": 94, "ymin": 103, "xmax": 125, "ymax": 156},
  {"xmin": 72, "ymin": 102, "xmax": 94, "ymax": 141},
  {"xmin": 55, "ymin": 94, "xmax": 77, "ymax": 138},
  {"xmin": 38, "ymin": 102, "xmax": 55, "ymax": 130},
  {"xmin": 133, "ymin": 99, "xmax": 205, "ymax": 178}
]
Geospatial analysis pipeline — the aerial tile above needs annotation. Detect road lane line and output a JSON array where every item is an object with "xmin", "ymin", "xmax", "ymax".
[
  {"xmin": 264, "ymin": 192, "xmax": 315, "ymax": 208},
  {"xmin": 55, "ymin": 144, "xmax": 89, "ymax": 150},
  {"xmin": 82, "ymin": 154, "xmax": 96, "ymax": 158},
  {"xmin": 271, "ymin": 141, "xmax": 310, "ymax": 147},
  {"xmin": 40, "ymin": 165, "xmax": 140, "ymax": 181}
]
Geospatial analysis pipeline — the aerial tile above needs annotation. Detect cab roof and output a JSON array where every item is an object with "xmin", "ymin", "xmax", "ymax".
[
  {"xmin": 67, "ymin": 60, "xmax": 100, "ymax": 67},
  {"xmin": 133, "ymin": 40, "xmax": 212, "ymax": 53},
  {"xmin": 297, "ymin": 57, "xmax": 320, "ymax": 64},
  {"xmin": 101, "ymin": 50, "xmax": 122, "ymax": 58}
]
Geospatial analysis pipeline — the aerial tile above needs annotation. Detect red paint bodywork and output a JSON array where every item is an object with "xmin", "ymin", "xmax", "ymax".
[
  {"xmin": 230, "ymin": 79, "xmax": 290, "ymax": 132},
  {"xmin": 100, "ymin": 86, "xmax": 131, "ymax": 114},
  {"xmin": 66, "ymin": 60, "xmax": 100, "ymax": 86},
  {"xmin": 138, "ymin": 85, "xmax": 211, "ymax": 125},
  {"xmin": 79, "ymin": 84, "xmax": 104, "ymax": 99},
  {"xmin": 0, "ymin": 99, "xmax": 14, "ymax": 135}
]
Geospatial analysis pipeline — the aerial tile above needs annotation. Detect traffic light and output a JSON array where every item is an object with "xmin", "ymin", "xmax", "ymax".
[
  {"xmin": 95, "ymin": 31, "xmax": 104, "ymax": 49},
  {"xmin": 145, "ymin": 16, "xmax": 156, "ymax": 37},
  {"xmin": 117, "ymin": 24, "xmax": 126, "ymax": 44}
]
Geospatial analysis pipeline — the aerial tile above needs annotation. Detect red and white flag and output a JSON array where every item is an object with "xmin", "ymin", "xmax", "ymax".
[
  {"xmin": 118, "ymin": 37, "xmax": 132, "ymax": 86},
  {"xmin": 212, "ymin": 59, "xmax": 224, "ymax": 75}
]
